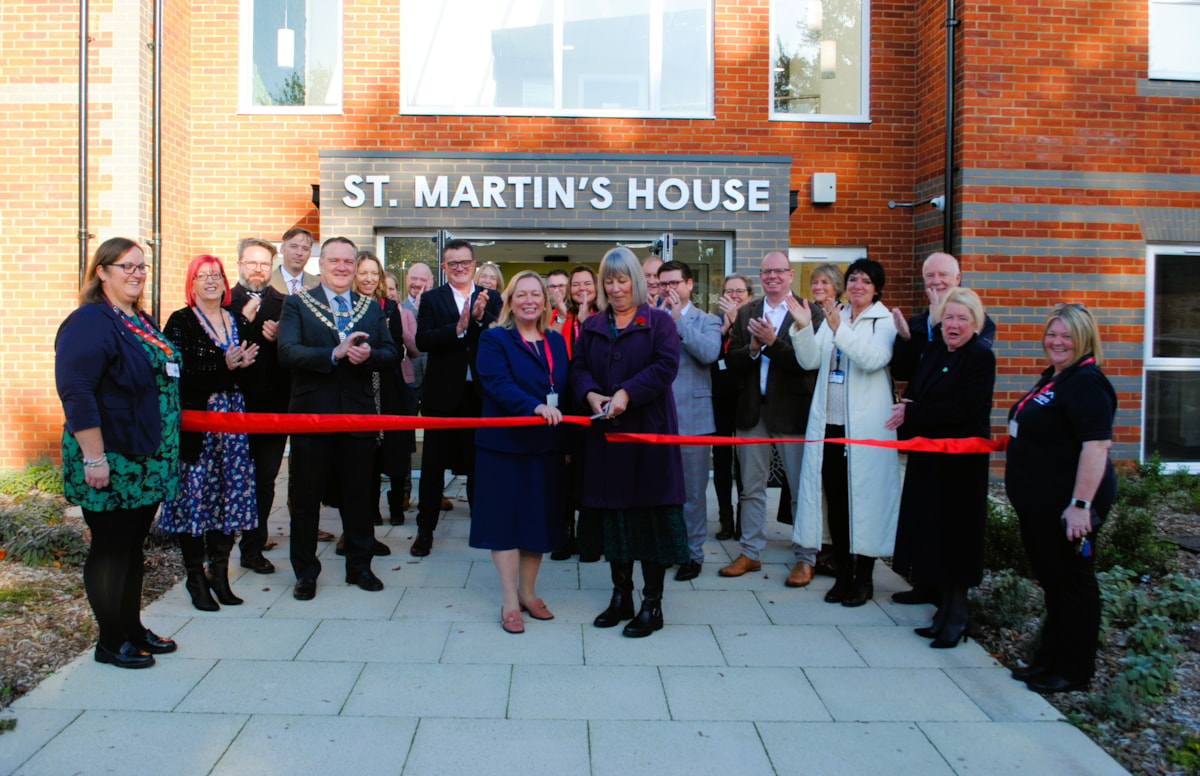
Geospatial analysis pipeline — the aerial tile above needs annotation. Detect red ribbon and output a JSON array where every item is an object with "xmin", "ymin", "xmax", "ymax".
[{"xmin": 182, "ymin": 411, "xmax": 1004, "ymax": 453}]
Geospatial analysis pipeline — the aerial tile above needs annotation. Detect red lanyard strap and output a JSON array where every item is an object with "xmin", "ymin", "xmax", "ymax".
[
  {"xmin": 522, "ymin": 336, "xmax": 555, "ymax": 392},
  {"xmin": 1014, "ymin": 356, "xmax": 1095, "ymax": 416}
]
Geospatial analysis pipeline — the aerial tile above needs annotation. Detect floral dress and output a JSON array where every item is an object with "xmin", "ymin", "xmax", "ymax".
[
  {"xmin": 155, "ymin": 307, "xmax": 257, "ymax": 536},
  {"xmin": 61, "ymin": 310, "xmax": 182, "ymax": 511}
]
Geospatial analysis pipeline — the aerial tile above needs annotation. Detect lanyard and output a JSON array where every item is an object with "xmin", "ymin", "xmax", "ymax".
[
  {"xmin": 521, "ymin": 336, "xmax": 555, "ymax": 391},
  {"xmin": 194, "ymin": 307, "xmax": 238, "ymax": 351},
  {"xmin": 111, "ymin": 302, "xmax": 177, "ymax": 361},
  {"xmin": 1014, "ymin": 356, "xmax": 1095, "ymax": 416}
]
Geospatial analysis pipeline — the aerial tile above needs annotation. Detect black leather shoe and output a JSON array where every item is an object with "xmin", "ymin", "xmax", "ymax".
[
  {"xmin": 1010, "ymin": 663, "xmax": 1051, "ymax": 682},
  {"xmin": 293, "ymin": 580, "xmax": 317, "ymax": 600},
  {"xmin": 240, "ymin": 555, "xmax": 276, "ymax": 574},
  {"xmin": 892, "ymin": 587, "xmax": 939, "ymax": 605},
  {"xmin": 347, "ymin": 570, "xmax": 384, "ymax": 591},
  {"xmin": 133, "ymin": 629, "xmax": 178, "ymax": 654},
  {"xmin": 411, "ymin": 532, "xmax": 433, "ymax": 557},
  {"xmin": 389, "ymin": 514, "xmax": 406, "ymax": 526},
  {"xmin": 1025, "ymin": 673, "xmax": 1089, "ymax": 694},
  {"xmin": 336, "ymin": 538, "xmax": 392, "ymax": 556},
  {"xmin": 95, "ymin": 641, "xmax": 155, "ymax": 669},
  {"xmin": 674, "ymin": 560, "xmax": 701, "ymax": 581}
]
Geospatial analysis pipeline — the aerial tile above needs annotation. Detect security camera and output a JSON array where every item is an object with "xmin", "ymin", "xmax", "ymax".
[{"xmin": 930, "ymin": 195, "xmax": 946, "ymax": 211}]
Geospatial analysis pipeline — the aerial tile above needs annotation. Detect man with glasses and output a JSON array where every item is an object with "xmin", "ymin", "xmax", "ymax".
[
  {"xmin": 546, "ymin": 268, "xmax": 570, "ymax": 329},
  {"xmin": 278, "ymin": 237, "xmax": 399, "ymax": 600},
  {"xmin": 227, "ymin": 238, "xmax": 290, "ymax": 574},
  {"xmin": 412, "ymin": 239, "xmax": 502, "ymax": 557},
  {"xmin": 719, "ymin": 252, "xmax": 823, "ymax": 588},
  {"xmin": 658, "ymin": 261, "xmax": 723, "ymax": 581},
  {"xmin": 270, "ymin": 227, "xmax": 319, "ymax": 295}
]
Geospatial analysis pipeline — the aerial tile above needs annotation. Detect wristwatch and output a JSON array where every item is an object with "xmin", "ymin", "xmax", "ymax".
[{"xmin": 1070, "ymin": 497, "xmax": 1091, "ymax": 510}]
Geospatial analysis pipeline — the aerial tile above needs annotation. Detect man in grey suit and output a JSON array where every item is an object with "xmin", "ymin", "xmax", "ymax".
[
  {"xmin": 719, "ymin": 251, "xmax": 824, "ymax": 588},
  {"xmin": 659, "ymin": 262, "xmax": 723, "ymax": 581},
  {"xmin": 269, "ymin": 227, "xmax": 320, "ymax": 295}
]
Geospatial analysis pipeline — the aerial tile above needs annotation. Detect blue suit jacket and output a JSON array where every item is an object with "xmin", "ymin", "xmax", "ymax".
[
  {"xmin": 671, "ymin": 304, "xmax": 723, "ymax": 436},
  {"xmin": 475, "ymin": 326, "xmax": 569, "ymax": 455}
]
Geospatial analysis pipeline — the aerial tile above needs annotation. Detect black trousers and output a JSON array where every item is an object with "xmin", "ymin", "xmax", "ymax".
[
  {"xmin": 822, "ymin": 426, "xmax": 851, "ymax": 559},
  {"xmin": 82, "ymin": 503, "xmax": 157, "ymax": 649},
  {"xmin": 1017, "ymin": 505, "xmax": 1102, "ymax": 682},
  {"xmin": 238, "ymin": 431, "xmax": 287, "ymax": 559},
  {"xmin": 288, "ymin": 433, "xmax": 377, "ymax": 582},
  {"xmin": 416, "ymin": 390, "xmax": 480, "ymax": 535}
]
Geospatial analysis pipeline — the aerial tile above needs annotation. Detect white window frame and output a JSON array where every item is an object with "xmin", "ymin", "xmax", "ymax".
[
  {"xmin": 1142, "ymin": 244, "xmax": 1200, "ymax": 471},
  {"xmin": 238, "ymin": 0, "xmax": 344, "ymax": 115},
  {"xmin": 1149, "ymin": 0, "xmax": 1200, "ymax": 81},
  {"xmin": 399, "ymin": 0, "xmax": 714, "ymax": 119},
  {"xmin": 769, "ymin": 0, "xmax": 871, "ymax": 123}
]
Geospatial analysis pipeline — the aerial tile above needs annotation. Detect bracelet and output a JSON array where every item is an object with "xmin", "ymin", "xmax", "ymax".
[{"xmin": 83, "ymin": 455, "xmax": 108, "ymax": 468}]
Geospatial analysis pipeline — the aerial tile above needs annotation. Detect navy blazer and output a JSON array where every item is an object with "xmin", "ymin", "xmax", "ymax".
[
  {"xmin": 277, "ymin": 287, "xmax": 399, "ymax": 436},
  {"xmin": 475, "ymin": 326, "xmax": 570, "ymax": 455},
  {"xmin": 415, "ymin": 283, "xmax": 502, "ymax": 415},
  {"xmin": 55, "ymin": 302, "xmax": 167, "ymax": 456}
]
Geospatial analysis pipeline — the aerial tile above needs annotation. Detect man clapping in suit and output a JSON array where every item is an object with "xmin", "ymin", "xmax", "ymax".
[
  {"xmin": 277, "ymin": 237, "xmax": 399, "ymax": 600},
  {"xmin": 412, "ymin": 239, "xmax": 502, "ymax": 557},
  {"xmin": 658, "ymin": 261, "xmax": 723, "ymax": 581}
]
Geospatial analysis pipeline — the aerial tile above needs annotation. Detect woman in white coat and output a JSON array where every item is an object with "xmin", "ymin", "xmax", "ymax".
[{"xmin": 786, "ymin": 259, "xmax": 900, "ymax": 607}]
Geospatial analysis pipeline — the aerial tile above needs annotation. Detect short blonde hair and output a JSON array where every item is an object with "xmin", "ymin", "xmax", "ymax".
[
  {"xmin": 475, "ymin": 262, "xmax": 504, "ymax": 290},
  {"xmin": 1043, "ymin": 303, "xmax": 1103, "ymax": 364},
  {"xmin": 939, "ymin": 288, "xmax": 985, "ymax": 334},
  {"xmin": 496, "ymin": 271, "xmax": 552, "ymax": 332},
  {"xmin": 809, "ymin": 263, "xmax": 844, "ymax": 301},
  {"xmin": 596, "ymin": 247, "xmax": 647, "ymax": 309}
]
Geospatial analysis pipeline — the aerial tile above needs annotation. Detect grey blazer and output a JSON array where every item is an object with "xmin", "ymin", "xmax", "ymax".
[{"xmin": 671, "ymin": 304, "xmax": 723, "ymax": 436}]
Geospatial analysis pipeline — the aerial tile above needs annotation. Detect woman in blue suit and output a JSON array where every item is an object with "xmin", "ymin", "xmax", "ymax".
[{"xmin": 471, "ymin": 271, "xmax": 570, "ymax": 634}]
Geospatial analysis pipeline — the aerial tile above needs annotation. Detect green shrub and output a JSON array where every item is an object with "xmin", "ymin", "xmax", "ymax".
[
  {"xmin": 970, "ymin": 569, "xmax": 1041, "ymax": 630},
  {"xmin": 0, "ymin": 462, "xmax": 63, "ymax": 497},
  {"xmin": 1166, "ymin": 734, "xmax": 1200, "ymax": 775},
  {"xmin": 1098, "ymin": 506, "xmax": 1177, "ymax": 576},
  {"xmin": 1124, "ymin": 614, "xmax": 1184, "ymax": 656},
  {"xmin": 1119, "ymin": 651, "xmax": 1178, "ymax": 701},
  {"xmin": 0, "ymin": 493, "xmax": 86, "ymax": 568},
  {"xmin": 982, "ymin": 499, "xmax": 1034, "ymax": 577},
  {"xmin": 1085, "ymin": 674, "xmax": 1145, "ymax": 729}
]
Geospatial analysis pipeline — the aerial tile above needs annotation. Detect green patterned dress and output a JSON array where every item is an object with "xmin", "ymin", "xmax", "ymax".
[{"xmin": 61, "ymin": 323, "xmax": 181, "ymax": 511}]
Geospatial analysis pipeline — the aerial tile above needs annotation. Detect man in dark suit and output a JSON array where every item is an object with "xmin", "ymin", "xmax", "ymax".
[
  {"xmin": 412, "ymin": 239, "xmax": 502, "ymax": 557},
  {"xmin": 719, "ymin": 251, "xmax": 823, "ymax": 588},
  {"xmin": 277, "ymin": 236, "xmax": 399, "ymax": 600},
  {"xmin": 228, "ymin": 238, "xmax": 290, "ymax": 575}
]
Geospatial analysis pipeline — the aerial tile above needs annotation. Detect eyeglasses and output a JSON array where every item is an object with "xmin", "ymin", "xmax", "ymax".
[
  {"xmin": 239, "ymin": 260, "xmax": 272, "ymax": 269},
  {"xmin": 194, "ymin": 272, "xmax": 225, "ymax": 282},
  {"xmin": 724, "ymin": 287, "xmax": 749, "ymax": 296},
  {"xmin": 444, "ymin": 259, "xmax": 474, "ymax": 270},
  {"xmin": 760, "ymin": 267, "xmax": 792, "ymax": 277},
  {"xmin": 111, "ymin": 262, "xmax": 149, "ymax": 275},
  {"xmin": 659, "ymin": 279, "xmax": 687, "ymax": 288}
]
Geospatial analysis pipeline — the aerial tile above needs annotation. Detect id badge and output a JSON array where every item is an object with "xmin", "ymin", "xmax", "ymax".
[
  {"xmin": 1008, "ymin": 420, "xmax": 1018, "ymax": 438},
  {"xmin": 165, "ymin": 362, "xmax": 180, "ymax": 378},
  {"xmin": 547, "ymin": 392, "xmax": 559, "ymax": 408},
  {"xmin": 717, "ymin": 358, "xmax": 727, "ymax": 371},
  {"xmin": 829, "ymin": 370, "xmax": 845, "ymax": 384}
]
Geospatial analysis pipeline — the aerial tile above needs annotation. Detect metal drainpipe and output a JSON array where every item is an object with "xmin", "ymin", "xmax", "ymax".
[
  {"xmin": 78, "ymin": 0, "xmax": 90, "ymax": 286},
  {"xmin": 150, "ymin": 0, "xmax": 164, "ymax": 320},
  {"xmin": 944, "ymin": 0, "xmax": 960, "ymax": 254}
]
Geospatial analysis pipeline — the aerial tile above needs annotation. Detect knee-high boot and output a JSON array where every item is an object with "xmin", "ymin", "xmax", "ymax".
[
  {"xmin": 181, "ymin": 534, "xmax": 219, "ymax": 611},
  {"xmin": 205, "ymin": 531, "xmax": 243, "ymax": 606},
  {"xmin": 594, "ymin": 561, "xmax": 635, "ymax": 627},
  {"xmin": 841, "ymin": 555, "xmax": 876, "ymax": 608},
  {"xmin": 623, "ymin": 561, "xmax": 665, "ymax": 638}
]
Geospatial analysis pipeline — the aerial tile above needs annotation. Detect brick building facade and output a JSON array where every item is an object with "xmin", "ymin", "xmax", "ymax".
[{"xmin": 2, "ymin": 0, "xmax": 1197, "ymax": 470}]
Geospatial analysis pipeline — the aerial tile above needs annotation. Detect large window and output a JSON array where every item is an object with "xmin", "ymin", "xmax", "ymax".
[
  {"xmin": 1150, "ymin": 1, "xmax": 1200, "ymax": 81},
  {"xmin": 240, "ymin": 0, "xmax": 342, "ymax": 112},
  {"xmin": 401, "ymin": 0, "xmax": 713, "ymax": 117},
  {"xmin": 771, "ymin": 0, "xmax": 869, "ymax": 122},
  {"xmin": 1144, "ymin": 245, "xmax": 1200, "ymax": 469}
]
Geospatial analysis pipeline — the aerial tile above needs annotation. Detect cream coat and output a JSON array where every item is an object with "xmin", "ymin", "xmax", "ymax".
[{"xmin": 790, "ymin": 300, "xmax": 901, "ymax": 557}]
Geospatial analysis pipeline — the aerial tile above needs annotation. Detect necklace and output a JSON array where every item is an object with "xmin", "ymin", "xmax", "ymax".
[
  {"xmin": 297, "ymin": 289, "xmax": 373, "ymax": 340},
  {"xmin": 193, "ymin": 306, "xmax": 233, "ymax": 350}
]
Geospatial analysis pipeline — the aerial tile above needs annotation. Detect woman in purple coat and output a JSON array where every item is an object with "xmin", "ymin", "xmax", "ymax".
[{"xmin": 571, "ymin": 247, "xmax": 688, "ymax": 638}]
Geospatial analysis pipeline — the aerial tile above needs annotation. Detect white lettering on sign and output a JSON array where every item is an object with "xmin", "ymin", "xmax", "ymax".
[{"xmin": 341, "ymin": 174, "xmax": 772, "ymax": 212}]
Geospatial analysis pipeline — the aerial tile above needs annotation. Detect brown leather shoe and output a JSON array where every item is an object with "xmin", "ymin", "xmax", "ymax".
[
  {"xmin": 440, "ymin": 497, "xmax": 454, "ymax": 511},
  {"xmin": 401, "ymin": 493, "xmax": 411, "ymax": 510},
  {"xmin": 785, "ymin": 561, "xmax": 815, "ymax": 588},
  {"xmin": 718, "ymin": 554, "xmax": 762, "ymax": 577}
]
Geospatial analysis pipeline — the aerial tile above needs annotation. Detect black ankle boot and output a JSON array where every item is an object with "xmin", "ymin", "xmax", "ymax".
[
  {"xmin": 841, "ymin": 555, "xmax": 876, "ymax": 608},
  {"xmin": 824, "ymin": 551, "xmax": 853, "ymax": 603},
  {"xmin": 186, "ymin": 570, "xmax": 219, "ymax": 611},
  {"xmin": 594, "ymin": 562, "xmax": 635, "ymax": 627},
  {"xmin": 623, "ymin": 561, "xmax": 665, "ymax": 637},
  {"xmin": 715, "ymin": 506, "xmax": 735, "ymax": 541},
  {"xmin": 550, "ymin": 517, "xmax": 576, "ymax": 561}
]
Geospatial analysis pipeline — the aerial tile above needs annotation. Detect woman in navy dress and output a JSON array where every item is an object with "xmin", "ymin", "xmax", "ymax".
[{"xmin": 470, "ymin": 271, "xmax": 570, "ymax": 634}]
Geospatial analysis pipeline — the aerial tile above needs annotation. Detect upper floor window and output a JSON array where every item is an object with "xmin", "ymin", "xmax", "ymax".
[
  {"xmin": 771, "ymin": 0, "xmax": 869, "ymax": 122},
  {"xmin": 401, "ymin": 0, "xmax": 713, "ymax": 118},
  {"xmin": 1144, "ymin": 245, "xmax": 1200, "ymax": 471},
  {"xmin": 1150, "ymin": 1, "xmax": 1200, "ymax": 81},
  {"xmin": 240, "ymin": 0, "xmax": 343, "ymax": 113}
]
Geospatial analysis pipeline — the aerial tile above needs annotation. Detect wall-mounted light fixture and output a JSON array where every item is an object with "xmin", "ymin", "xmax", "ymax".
[{"xmin": 277, "ymin": 1, "xmax": 294, "ymax": 68}]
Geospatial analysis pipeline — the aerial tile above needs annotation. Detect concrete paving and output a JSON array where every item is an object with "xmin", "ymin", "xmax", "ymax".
[{"xmin": 0, "ymin": 470, "xmax": 1129, "ymax": 775}]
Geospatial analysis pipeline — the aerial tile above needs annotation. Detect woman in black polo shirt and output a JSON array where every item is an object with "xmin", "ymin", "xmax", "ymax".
[{"xmin": 1005, "ymin": 303, "xmax": 1117, "ymax": 694}]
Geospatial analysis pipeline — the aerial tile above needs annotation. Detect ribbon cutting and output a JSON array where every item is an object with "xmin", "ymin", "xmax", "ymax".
[{"xmin": 181, "ymin": 411, "xmax": 1004, "ymax": 453}]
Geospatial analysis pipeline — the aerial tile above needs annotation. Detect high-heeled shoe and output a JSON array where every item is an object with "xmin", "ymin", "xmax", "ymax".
[
  {"xmin": 913, "ymin": 625, "xmax": 938, "ymax": 639},
  {"xmin": 930, "ymin": 625, "xmax": 970, "ymax": 649},
  {"xmin": 519, "ymin": 597, "xmax": 554, "ymax": 620}
]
